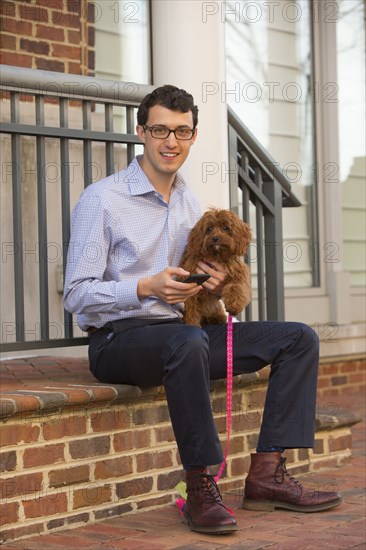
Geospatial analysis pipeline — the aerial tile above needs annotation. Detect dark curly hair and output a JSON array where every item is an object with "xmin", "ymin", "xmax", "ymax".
[{"xmin": 137, "ymin": 85, "xmax": 198, "ymax": 128}]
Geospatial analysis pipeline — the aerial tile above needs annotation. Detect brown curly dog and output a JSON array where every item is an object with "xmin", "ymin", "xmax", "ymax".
[{"xmin": 180, "ymin": 208, "xmax": 252, "ymax": 327}]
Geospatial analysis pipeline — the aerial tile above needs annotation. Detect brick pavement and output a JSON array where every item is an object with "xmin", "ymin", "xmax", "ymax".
[{"xmin": 2, "ymin": 391, "xmax": 365, "ymax": 550}]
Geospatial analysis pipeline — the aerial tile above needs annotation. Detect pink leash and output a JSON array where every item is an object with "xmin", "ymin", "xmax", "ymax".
[
  {"xmin": 176, "ymin": 314, "xmax": 234, "ymax": 512},
  {"xmin": 214, "ymin": 312, "xmax": 233, "ymax": 482}
]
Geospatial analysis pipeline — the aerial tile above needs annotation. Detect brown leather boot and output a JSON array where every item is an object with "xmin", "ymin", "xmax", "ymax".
[
  {"xmin": 243, "ymin": 452, "xmax": 342, "ymax": 513},
  {"xmin": 184, "ymin": 469, "xmax": 238, "ymax": 534}
]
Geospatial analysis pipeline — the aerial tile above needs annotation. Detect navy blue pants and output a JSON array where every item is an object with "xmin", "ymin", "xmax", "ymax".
[{"xmin": 88, "ymin": 321, "xmax": 319, "ymax": 467}]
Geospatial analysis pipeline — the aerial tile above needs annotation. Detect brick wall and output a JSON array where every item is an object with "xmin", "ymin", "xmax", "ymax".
[
  {"xmin": 317, "ymin": 356, "xmax": 366, "ymax": 397},
  {"xmin": 0, "ymin": 0, "xmax": 95, "ymax": 75},
  {"xmin": 0, "ymin": 360, "xmax": 361, "ymax": 544}
]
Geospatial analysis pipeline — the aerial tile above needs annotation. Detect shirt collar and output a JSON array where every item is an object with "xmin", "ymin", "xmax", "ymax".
[{"xmin": 126, "ymin": 156, "xmax": 187, "ymax": 197}]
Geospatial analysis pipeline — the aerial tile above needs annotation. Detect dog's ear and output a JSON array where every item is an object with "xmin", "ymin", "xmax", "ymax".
[
  {"xmin": 231, "ymin": 217, "xmax": 252, "ymax": 256},
  {"xmin": 185, "ymin": 213, "xmax": 210, "ymax": 253}
]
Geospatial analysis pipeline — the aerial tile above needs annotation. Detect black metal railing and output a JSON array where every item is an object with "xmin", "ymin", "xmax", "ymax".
[
  {"xmin": 0, "ymin": 66, "xmax": 299, "ymax": 352},
  {"xmin": 0, "ymin": 65, "xmax": 153, "ymax": 351},
  {"xmin": 228, "ymin": 106, "xmax": 300, "ymax": 323}
]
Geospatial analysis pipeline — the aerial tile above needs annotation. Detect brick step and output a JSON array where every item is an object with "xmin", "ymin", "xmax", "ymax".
[
  {"xmin": 317, "ymin": 355, "xmax": 366, "ymax": 396},
  {"xmin": 1, "ymin": 355, "xmax": 364, "ymax": 419},
  {"xmin": 0, "ymin": 355, "xmax": 363, "ymax": 544}
]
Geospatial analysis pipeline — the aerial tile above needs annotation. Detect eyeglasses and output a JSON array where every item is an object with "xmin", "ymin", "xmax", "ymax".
[{"xmin": 143, "ymin": 125, "xmax": 196, "ymax": 140}]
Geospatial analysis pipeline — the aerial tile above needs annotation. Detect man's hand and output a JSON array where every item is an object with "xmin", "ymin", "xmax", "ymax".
[
  {"xmin": 137, "ymin": 267, "xmax": 203, "ymax": 304},
  {"xmin": 196, "ymin": 260, "xmax": 228, "ymax": 297}
]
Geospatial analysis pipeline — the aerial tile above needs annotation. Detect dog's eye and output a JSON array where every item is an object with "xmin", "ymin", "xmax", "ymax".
[
  {"xmin": 222, "ymin": 225, "xmax": 230, "ymax": 233},
  {"xmin": 206, "ymin": 226, "xmax": 213, "ymax": 234}
]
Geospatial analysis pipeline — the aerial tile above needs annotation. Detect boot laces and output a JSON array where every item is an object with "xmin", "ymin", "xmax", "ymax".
[
  {"xmin": 275, "ymin": 457, "xmax": 303, "ymax": 490},
  {"xmin": 193, "ymin": 473, "xmax": 223, "ymax": 505}
]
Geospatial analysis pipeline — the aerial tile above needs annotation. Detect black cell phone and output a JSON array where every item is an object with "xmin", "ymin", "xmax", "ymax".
[{"xmin": 183, "ymin": 273, "xmax": 210, "ymax": 284}]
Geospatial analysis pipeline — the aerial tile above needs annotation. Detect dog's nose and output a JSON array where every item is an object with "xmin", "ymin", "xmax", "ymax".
[{"xmin": 212, "ymin": 236, "xmax": 220, "ymax": 243}]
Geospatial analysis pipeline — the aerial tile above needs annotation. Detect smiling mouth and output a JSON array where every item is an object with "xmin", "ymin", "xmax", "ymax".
[{"xmin": 160, "ymin": 152, "xmax": 179, "ymax": 158}]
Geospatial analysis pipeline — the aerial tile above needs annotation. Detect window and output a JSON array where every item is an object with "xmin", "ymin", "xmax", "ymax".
[
  {"xmin": 94, "ymin": 0, "xmax": 151, "ymax": 84},
  {"xmin": 338, "ymin": 0, "xmax": 366, "ymax": 287},
  {"xmin": 225, "ymin": 0, "xmax": 318, "ymax": 288}
]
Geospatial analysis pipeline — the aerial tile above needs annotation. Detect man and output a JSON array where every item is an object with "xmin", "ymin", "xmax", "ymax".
[{"xmin": 64, "ymin": 85, "xmax": 342, "ymax": 534}]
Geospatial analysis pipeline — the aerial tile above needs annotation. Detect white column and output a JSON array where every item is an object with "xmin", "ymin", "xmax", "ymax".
[
  {"xmin": 313, "ymin": 9, "xmax": 351, "ymax": 324},
  {"xmin": 151, "ymin": 0, "xmax": 230, "ymax": 209}
]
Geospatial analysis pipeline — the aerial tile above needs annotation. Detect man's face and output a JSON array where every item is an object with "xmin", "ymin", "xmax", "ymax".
[{"xmin": 136, "ymin": 105, "xmax": 197, "ymax": 180}]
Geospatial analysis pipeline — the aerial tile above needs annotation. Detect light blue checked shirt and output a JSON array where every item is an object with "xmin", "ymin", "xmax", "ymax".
[{"xmin": 64, "ymin": 156, "xmax": 201, "ymax": 331}]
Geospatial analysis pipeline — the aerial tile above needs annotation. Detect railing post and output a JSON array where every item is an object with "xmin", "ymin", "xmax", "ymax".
[
  {"xmin": 59, "ymin": 98, "xmax": 72, "ymax": 339},
  {"xmin": 10, "ymin": 92, "xmax": 25, "ymax": 342},
  {"xmin": 254, "ymin": 168, "xmax": 265, "ymax": 321},
  {"xmin": 36, "ymin": 95, "xmax": 49, "ymax": 340},
  {"xmin": 228, "ymin": 126, "xmax": 239, "ymax": 214},
  {"xmin": 263, "ymin": 179, "xmax": 285, "ymax": 321}
]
